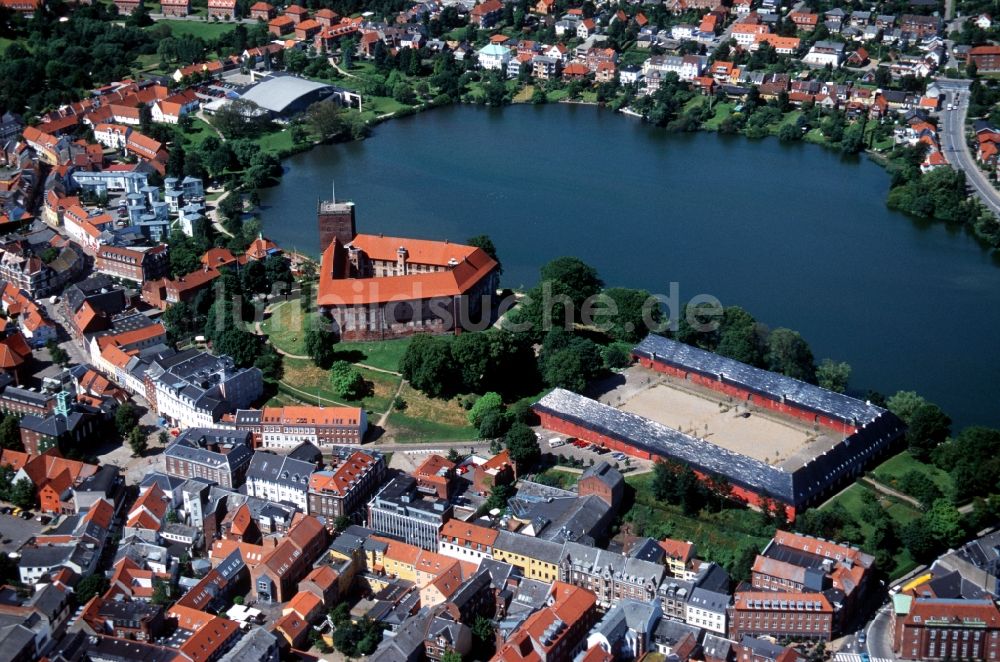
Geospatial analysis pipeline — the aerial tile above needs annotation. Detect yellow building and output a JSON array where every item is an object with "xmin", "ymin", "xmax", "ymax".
[{"xmin": 493, "ymin": 532, "xmax": 562, "ymax": 582}]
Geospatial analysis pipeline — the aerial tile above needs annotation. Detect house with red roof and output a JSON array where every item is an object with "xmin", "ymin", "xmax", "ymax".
[
  {"xmin": 470, "ymin": 0, "xmax": 503, "ymax": 28},
  {"xmin": 160, "ymin": 0, "xmax": 190, "ymax": 16},
  {"xmin": 268, "ymin": 14, "xmax": 295, "ymax": 36},
  {"xmin": 251, "ymin": 514, "xmax": 328, "ymax": 603},
  {"xmin": 207, "ymin": 0, "xmax": 236, "ymax": 18},
  {"xmin": 249, "ymin": 1, "xmax": 274, "ymax": 19},
  {"xmin": 284, "ymin": 3, "xmax": 308, "ymax": 22},
  {"xmin": 151, "ymin": 90, "xmax": 200, "ymax": 124},
  {"xmin": 494, "ymin": 581, "xmax": 598, "ymax": 662}
]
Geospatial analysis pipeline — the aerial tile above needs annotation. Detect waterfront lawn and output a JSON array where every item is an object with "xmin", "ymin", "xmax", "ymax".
[
  {"xmin": 819, "ymin": 481, "xmax": 921, "ymax": 578},
  {"xmin": 254, "ymin": 128, "xmax": 296, "ymax": 156},
  {"xmin": 624, "ymin": 472, "xmax": 774, "ymax": 571},
  {"xmin": 154, "ymin": 19, "xmax": 238, "ymax": 40},
  {"xmin": 703, "ymin": 102, "xmax": 734, "ymax": 130},
  {"xmin": 873, "ymin": 450, "xmax": 955, "ymax": 499}
]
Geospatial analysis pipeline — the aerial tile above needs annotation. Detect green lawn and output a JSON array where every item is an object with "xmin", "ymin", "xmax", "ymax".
[
  {"xmin": 703, "ymin": 102, "xmax": 733, "ymax": 130},
  {"xmin": 261, "ymin": 299, "xmax": 319, "ymax": 356},
  {"xmin": 255, "ymin": 128, "xmax": 297, "ymax": 155},
  {"xmin": 873, "ymin": 450, "xmax": 955, "ymax": 497},
  {"xmin": 153, "ymin": 19, "xmax": 240, "ymax": 40},
  {"xmin": 536, "ymin": 468, "xmax": 580, "ymax": 489},
  {"xmin": 385, "ymin": 411, "xmax": 478, "ymax": 442},
  {"xmin": 280, "ymin": 357, "xmax": 399, "ymax": 414},
  {"xmin": 182, "ymin": 117, "xmax": 222, "ymax": 148},
  {"xmin": 0, "ymin": 37, "xmax": 18, "ymax": 54},
  {"xmin": 336, "ymin": 337, "xmax": 414, "ymax": 373}
]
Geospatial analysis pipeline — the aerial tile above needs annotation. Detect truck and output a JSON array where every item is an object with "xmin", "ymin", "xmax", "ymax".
[{"xmin": 548, "ymin": 437, "xmax": 566, "ymax": 448}]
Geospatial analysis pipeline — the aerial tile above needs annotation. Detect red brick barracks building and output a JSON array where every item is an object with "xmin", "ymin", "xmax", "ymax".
[{"xmin": 532, "ymin": 335, "xmax": 905, "ymax": 518}]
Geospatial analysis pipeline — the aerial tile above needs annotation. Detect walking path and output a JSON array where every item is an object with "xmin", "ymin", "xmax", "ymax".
[
  {"xmin": 860, "ymin": 476, "xmax": 922, "ymax": 508},
  {"xmin": 208, "ymin": 187, "xmax": 234, "ymax": 238}
]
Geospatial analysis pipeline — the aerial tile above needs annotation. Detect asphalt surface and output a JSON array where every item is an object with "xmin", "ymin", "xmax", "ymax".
[
  {"xmin": 0, "ymin": 511, "xmax": 45, "ymax": 554},
  {"xmin": 935, "ymin": 79, "xmax": 1000, "ymax": 217},
  {"xmin": 866, "ymin": 605, "xmax": 896, "ymax": 660}
]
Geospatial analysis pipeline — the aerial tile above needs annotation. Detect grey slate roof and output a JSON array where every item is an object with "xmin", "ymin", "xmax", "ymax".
[
  {"xmin": 633, "ymin": 334, "xmax": 884, "ymax": 426},
  {"xmin": 494, "ymin": 531, "xmax": 563, "ymax": 565},
  {"xmin": 653, "ymin": 617, "xmax": 701, "ymax": 648},
  {"xmin": 246, "ymin": 450, "xmax": 315, "ymax": 491},
  {"xmin": 689, "ymin": 586, "xmax": 730, "ymax": 613},
  {"xmin": 166, "ymin": 428, "xmax": 253, "ymax": 474}
]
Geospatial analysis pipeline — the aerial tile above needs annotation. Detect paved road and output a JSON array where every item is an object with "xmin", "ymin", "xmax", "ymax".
[
  {"xmin": 866, "ymin": 605, "xmax": 897, "ymax": 661},
  {"xmin": 936, "ymin": 79, "xmax": 1000, "ymax": 217}
]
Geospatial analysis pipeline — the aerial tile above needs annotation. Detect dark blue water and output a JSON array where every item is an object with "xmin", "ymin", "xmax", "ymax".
[{"xmin": 259, "ymin": 103, "xmax": 1000, "ymax": 430}]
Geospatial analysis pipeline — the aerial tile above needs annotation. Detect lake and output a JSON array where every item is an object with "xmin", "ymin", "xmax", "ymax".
[{"xmin": 259, "ymin": 103, "xmax": 1000, "ymax": 430}]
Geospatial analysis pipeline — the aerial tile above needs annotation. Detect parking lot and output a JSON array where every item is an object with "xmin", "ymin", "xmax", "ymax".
[
  {"xmin": 538, "ymin": 429, "xmax": 655, "ymax": 474},
  {"xmin": 0, "ymin": 510, "xmax": 46, "ymax": 554}
]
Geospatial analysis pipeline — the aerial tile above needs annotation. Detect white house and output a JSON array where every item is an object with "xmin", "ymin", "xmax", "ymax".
[
  {"xmin": 685, "ymin": 586, "xmax": 729, "ymax": 635},
  {"xmin": 151, "ymin": 90, "xmax": 200, "ymax": 124},
  {"xmin": 803, "ymin": 40, "xmax": 845, "ymax": 66},
  {"xmin": 93, "ymin": 123, "xmax": 131, "ymax": 150},
  {"xmin": 477, "ymin": 43, "xmax": 512, "ymax": 71},
  {"xmin": 244, "ymin": 451, "xmax": 314, "ymax": 512},
  {"xmin": 671, "ymin": 24, "xmax": 697, "ymax": 40},
  {"xmin": 976, "ymin": 13, "xmax": 992, "ymax": 29}
]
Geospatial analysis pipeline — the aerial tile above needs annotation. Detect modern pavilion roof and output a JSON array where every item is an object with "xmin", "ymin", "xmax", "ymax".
[{"xmin": 632, "ymin": 334, "xmax": 885, "ymax": 427}]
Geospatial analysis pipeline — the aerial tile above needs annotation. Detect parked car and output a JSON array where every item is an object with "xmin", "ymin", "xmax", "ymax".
[{"xmin": 19, "ymin": 511, "xmax": 32, "ymax": 520}]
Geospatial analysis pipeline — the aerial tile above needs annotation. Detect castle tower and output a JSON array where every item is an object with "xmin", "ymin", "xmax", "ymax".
[{"xmin": 318, "ymin": 198, "xmax": 356, "ymax": 252}]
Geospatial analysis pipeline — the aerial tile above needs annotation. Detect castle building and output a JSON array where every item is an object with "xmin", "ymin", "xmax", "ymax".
[{"xmin": 315, "ymin": 198, "xmax": 499, "ymax": 340}]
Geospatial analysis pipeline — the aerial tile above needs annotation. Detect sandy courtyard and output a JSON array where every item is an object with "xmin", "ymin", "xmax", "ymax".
[{"xmin": 619, "ymin": 382, "xmax": 824, "ymax": 467}]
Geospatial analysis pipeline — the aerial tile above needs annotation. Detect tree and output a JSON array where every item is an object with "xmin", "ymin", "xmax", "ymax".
[
  {"xmin": 486, "ymin": 483, "xmax": 514, "ymax": 511},
  {"xmin": 213, "ymin": 327, "xmax": 261, "ymax": 368},
  {"xmin": 451, "ymin": 332, "xmax": 491, "ymax": 392},
  {"xmin": 478, "ymin": 410, "xmax": 512, "ymax": 439},
  {"xmin": 907, "ymin": 402, "xmax": 951, "ymax": 461},
  {"xmin": 304, "ymin": 318, "xmax": 339, "ymax": 369},
  {"xmin": 305, "ymin": 100, "xmax": 346, "ymax": 141},
  {"xmin": 886, "ymin": 391, "xmax": 927, "ymax": 426},
  {"xmin": 75, "ymin": 574, "xmax": 109, "ymax": 604},
  {"xmin": 158, "ymin": 431, "xmax": 169, "ymax": 446},
  {"xmin": 151, "ymin": 577, "xmax": 171, "ymax": 605},
  {"xmin": 240, "ymin": 259, "xmax": 268, "ymax": 295},
  {"xmin": 593, "ymin": 287, "xmax": 661, "ymax": 343},
  {"xmin": 504, "ymin": 422, "xmax": 539, "ymax": 473},
  {"xmin": 399, "ymin": 334, "xmax": 457, "ymax": 398},
  {"xmin": 9, "ymin": 478, "xmax": 35, "ymax": 509},
  {"xmin": 128, "ymin": 426, "xmax": 148, "ymax": 457},
  {"xmin": 816, "ymin": 359, "xmax": 851, "ymax": 393},
  {"xmin": 468, "ymin": 392, "xmax": 504, "ymax": 429},
  {"xmin": 334, "ymin": 515, "xmax": 351, "ymax": 532},
  {"xmin": 254, "ymin": 345, "xmax": 284, "ymax": 384},
  {"xmin": 115, "ymin": 402, "xmax": 138, "ymax": 437},
  {"xmin": 162, "ymin": 301, "xmax": 195, "ymax": 343},
  {"xmin": 716, "ymin": 306, "xmax": 765, "ymax": 366},
  {"xmin": 765, "ymin": 327, "xmax": 816, "ymax": 382},
  {"xmin": 540, "ymin": 256, "xmax": 604, "ymax": 311},
  {"xmin": 924, "ymin": 498, "xmax": 965, "ymax": 548},
  {"xmin": 0, "ymin": 415, "xmax": 21, "ymax": 451},
  {"xmin": 329, "ymin": 360, "xmax": 368, "ymax": 400},
  {"xmin": 46, "ymin": 339, "xmax": 69, "ymax": 366}
]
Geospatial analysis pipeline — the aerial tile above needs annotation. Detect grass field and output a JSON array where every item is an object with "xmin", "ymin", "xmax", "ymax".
[
  {"xmin": 281, "ymin": 357, "xmax": 399, "ymax": 413},
  {"xmin": 154, "ymin": 19, "xmax": 239, "ymax": 40},
  {"xmin": 337, "ymin": 337, "xmax": 413, "ymax": 373},
  {"xmin": 260, "ymin": 299, "xmax": 319, "ymax": 356},
  {"xmin": 703, "ymin": 102, "xmax": 733, "ymax": 130},
  {"xmin": 182, "ymin": 117, "xmax": 222, "ymax": 148},
  {"xmin": 385, "ymin": 383, "xmax": 476, "ymax": 442},
  {"xmin": 873, "ymin": 450, "xmax": 955, "ymax": 498}
]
